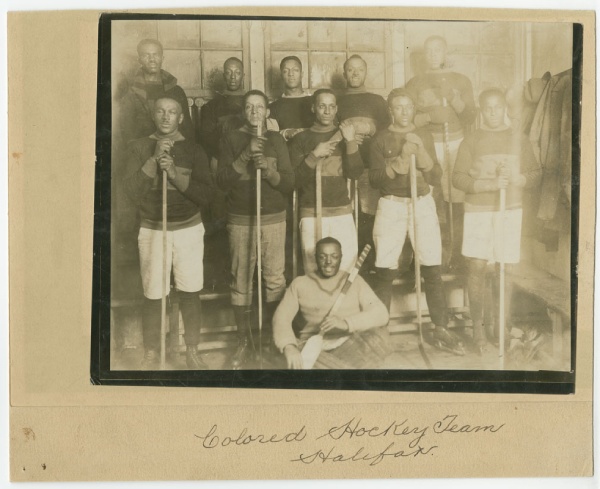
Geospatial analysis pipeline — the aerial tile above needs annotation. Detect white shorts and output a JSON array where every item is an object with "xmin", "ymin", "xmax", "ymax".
[
  {"xmin": 138, "ymin": 223, "xmax": 205, "ymax": 299},
  {"xmin": 462, "ymin": 209, "xmax": 522, "ymax": 264},
  {"xmin": 373, "ymin": 193, "xmax": 442, "ymax": 268},
  {"xmin": 434, "ymin": 138, "xmax": 465, "ymax": 203},
  {"xmin": 299, "ymin": 213, "xmax": 358, "ymax": 274}
]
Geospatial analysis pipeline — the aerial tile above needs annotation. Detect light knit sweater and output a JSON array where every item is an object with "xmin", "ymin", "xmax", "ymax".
[{"xmin": 272, "ymin": 270, "xmax": 389, "ymax": 352}]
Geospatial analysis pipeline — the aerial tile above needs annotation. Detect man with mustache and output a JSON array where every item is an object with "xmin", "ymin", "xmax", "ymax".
[
  {"xmin": 337, "ymin": 55, "xmax": 391, "ymax": 274},
  {"xmin": 289, "ymin": 88, "xmax": 363, "ymax": 274},
  {"xmin": 273, "ymin": 237, "xmax": 390, "ymax": 370}
]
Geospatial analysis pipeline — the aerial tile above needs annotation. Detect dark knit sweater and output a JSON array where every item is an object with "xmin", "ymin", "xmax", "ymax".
[
  {"xmin": 269, "ymin": 95, "xmax": 314, "ymax": 130},
  {"xmin": 123, "ymin": 135, "xmax": 213, "ymax": 230},
  {"xmin": 336, "ymin": 90, "xmax": 390, "ymax": 167},
  {"xmin": 453, "ymin": 128, "xmax": 541, "ymax": 212},
  {"xmin": 217, "ymin": 126, "xmax": 295, "ymax": 224},
  {"xmin": 289, "ymin": 125, "xmax": 364, "ymax": 217},
  {"xmin": 369, "ymin": 126, "xmax": 442, "ymax": 198},
  {"xmin": 197, "ymin": 92, "xmax": 245, "ymax": 160},
  {"xmin": 405, "ymin": 70, "xmax": 476, "ymax": 140},
  {"xmin": 118, "ymin": 69, "xmax": 194, "ymax": 144}
]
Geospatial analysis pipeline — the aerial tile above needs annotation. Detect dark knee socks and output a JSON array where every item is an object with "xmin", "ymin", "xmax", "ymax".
[
  {"xmin": 373, "ymin": 268, "xmax": 397, "ymax": 311},
  {"xmin": 178, "ymin": 291, "xmax": 202, "ymax": 347},
  {"xmin": 142, "ymin": 297, "xmax": 163, "ymax": 351},
  {"xmin": 421, "ymin": 265, "xmax": 448, "ymax": 327}
]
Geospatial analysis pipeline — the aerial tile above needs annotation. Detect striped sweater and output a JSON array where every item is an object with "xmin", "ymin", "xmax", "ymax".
[
  {"xmin": 289, "ymin": 125, "xmax": 363, "ymax": 218},
  {"xmin": 217, "ymin": 125, "xmax": 295, "ymax": 225},
  {"xmin": 405, "ymin": 70, "xmax": 476, "ymax": 141},
  {"xmin": 123, "ymin": 134, "xmax": 213, "ymax": 230},
  {"xmin": 369, "ymin": 125, "xmax": 442, "ymax": 197},
  {"xmin": 453, "ymin": 128, "xmax": 542, "ymax": 212}
]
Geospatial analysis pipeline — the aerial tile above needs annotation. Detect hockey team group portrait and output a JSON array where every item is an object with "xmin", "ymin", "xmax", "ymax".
[{"xmin": 104, "ymin": 16, "xmax": 576, "ymax": 375}]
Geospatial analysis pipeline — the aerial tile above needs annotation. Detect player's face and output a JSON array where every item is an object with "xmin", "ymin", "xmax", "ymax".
[
  {"xmin": 224, "ymin": 60, "xmax": 243, "ymax": 91},
  {"xmin": 312, "ymin": 93, "xmax": 337, "ymax": 126},
  {"xmin": 389, "ymin": 95, "xmax": 415, "ymax": 128},
  {"xmin": 316, "ymin": 242, "xmax": 342, "ymax": 278},
  {"xmin": 153, "ymin": 99, "xmax": 183, "ymax": 135},
  {"xmin": 281, "ymin": 59, "xmax": 303, "ymax": 90},
  {"xmin": 481, "ymin": 95, "xmax": 506, "ymax": 129},
  {"xmin": 424, "ymin": 39, "xmax": 446, "ymax": 70},
  {"xmin": 344, "ymin": 58, "xmax": 367, "ymax": 89},
  {"xmin": 138, "ymin": 43, "xmax": 163, "ymax": 75},
  {"xmin": 244, "ymin": 94, "xmax": 269, "ymax": 128}
]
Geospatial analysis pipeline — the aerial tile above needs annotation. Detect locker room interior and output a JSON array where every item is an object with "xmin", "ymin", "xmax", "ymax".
[{"xmin": 109, "ymin": 19, "xmax": 574, "ymax": 371}]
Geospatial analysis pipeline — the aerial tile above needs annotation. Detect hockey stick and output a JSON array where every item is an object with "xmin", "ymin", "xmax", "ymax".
[
  {"xmin": 325, "ymin": 129, "xmax": 360, "ymax": 231},
  {"xmin": 498, "ymin": 186, "xmax": 506, "ymax": 369},
  {"xmin": 256, "ymin": 119, "xmax": 264, "ymax": 369},
  {"xmin": 160, "ymin": 169, "xmax": 168, "ymax": 370},
  {"xmin": 315, "ymin": 159, "xmax": 323, "ymax": 243},
  {"xmin": 292, "ymin": 189, "xmax": 298, "ymax": 279},
  {"xmin": 409, "ymin": 154, "xmax": 432, "ymax": 369},
  {"xmin": 301, "ymin": 244, "xmax": 372, "ymax": 369},
  {"xmin": 442, "ymin": 97, "xmax": 454, "ymax": 264}
]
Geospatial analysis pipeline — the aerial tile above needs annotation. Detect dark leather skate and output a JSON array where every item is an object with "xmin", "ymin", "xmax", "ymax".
[
  {"xmin": 231, "ymin": 336, "xmax": 254, "ymax": 370},
  {"xmin": 431, "ymin": 326, "xmax": 466, "ymax": 356},
  {"xmin": 186, "ymin": 345, "xmax": 209, "ymax": 370}
]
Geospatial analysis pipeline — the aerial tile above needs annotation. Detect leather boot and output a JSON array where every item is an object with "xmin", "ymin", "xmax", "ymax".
[
  {"xmin": 186, "ymin": 345, "xmax": 209, "ymax": 370},
  {"xmin": 231, "ymin": 306, "xmax": 254, "ymax": 369},
  {"xmin": 141, "ymin": 298, "xmax": 162, "ymax": 369}
]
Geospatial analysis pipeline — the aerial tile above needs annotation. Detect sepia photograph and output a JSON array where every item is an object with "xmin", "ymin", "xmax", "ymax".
[
  {"xmin": 7, "ymin": 4, "xmax": 595, "ymax": 484},
  {"xmin": 94, "ymin": 14, "xmax": 579, "ymax": 388}
]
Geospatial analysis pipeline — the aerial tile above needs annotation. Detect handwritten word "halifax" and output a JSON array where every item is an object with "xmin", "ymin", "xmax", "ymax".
[
  {"xmin": 291, "ymin": 442, "xmax": 436, "ymax": 466},
  {"xmin": 195, "ymin": 424, "xmax": 307, "ymax": 449}
]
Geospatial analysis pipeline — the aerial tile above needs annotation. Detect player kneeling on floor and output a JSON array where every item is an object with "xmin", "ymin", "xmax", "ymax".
[{"xmin": 273, "ymin": 237, "xmax": 391, "ymax": 369}]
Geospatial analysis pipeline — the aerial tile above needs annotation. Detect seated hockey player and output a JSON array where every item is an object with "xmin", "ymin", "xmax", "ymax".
[{"xmin": 273, "ymin": 237, "xmax": 390, "ymax": 369}]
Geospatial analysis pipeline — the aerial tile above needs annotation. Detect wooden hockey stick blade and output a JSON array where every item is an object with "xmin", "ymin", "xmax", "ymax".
[
  {"xmin": 419, "ymin": 342, "xmax": 432, "ymax": 369},
  {"xmin": 301, "ymin": 334, "xmax": 324, "ymax": 370}
]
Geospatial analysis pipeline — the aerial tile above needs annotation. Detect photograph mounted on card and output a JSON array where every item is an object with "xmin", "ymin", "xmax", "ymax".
[{"xmin": 92, "ymin": 12, "xmax": 580, "ymax": 392}]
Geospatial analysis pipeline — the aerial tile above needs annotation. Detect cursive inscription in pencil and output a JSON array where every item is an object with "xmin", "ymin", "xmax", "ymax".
[{"xmin": 194, "ymin": 415, "xmax": 505, "ymax": 467}]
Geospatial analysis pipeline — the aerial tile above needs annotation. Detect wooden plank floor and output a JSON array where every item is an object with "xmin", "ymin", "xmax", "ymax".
[{"xmin": 112, "ymin": 326, "xmax": 567, "ymax": 372}]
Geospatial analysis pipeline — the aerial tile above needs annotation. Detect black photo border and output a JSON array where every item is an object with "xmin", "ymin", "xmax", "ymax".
[{"xmin": 91, "ymin": 12, "xmax": 582, "ymax": 394}]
